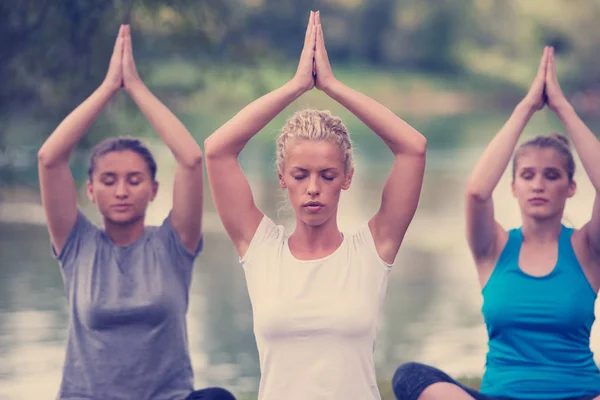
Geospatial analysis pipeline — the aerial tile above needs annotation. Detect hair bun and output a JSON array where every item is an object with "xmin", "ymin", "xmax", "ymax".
[{"xmin": 548, "ymin": 133, "xmax": 570, "ymax": 149}]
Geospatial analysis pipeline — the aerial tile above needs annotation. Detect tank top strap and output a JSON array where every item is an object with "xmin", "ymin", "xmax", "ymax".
[
  {"xmin": 557, "ymin": 225, "xmax": 582, "ymax": 274},
  {"xmin": 494, "ymin": 227, "xmax": 523, "ymax": 273}
]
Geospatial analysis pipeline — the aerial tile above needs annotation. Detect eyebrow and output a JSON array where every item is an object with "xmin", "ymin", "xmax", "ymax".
[
  {"xmin": 99, "ymin": 171, "xmax": 145, "ymax": 177},
  {"xmin": 291, "ymin": 167, "xmax": 338, "ymax": 172},
  {"xmin": 519, "ymin": 167, "xmax": 563, "ymax": 174}
]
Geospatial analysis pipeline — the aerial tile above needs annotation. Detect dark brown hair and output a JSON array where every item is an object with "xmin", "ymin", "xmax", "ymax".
[{"xmin": 88, "ymin": 137, "xmax": 157, "ymax": 181}]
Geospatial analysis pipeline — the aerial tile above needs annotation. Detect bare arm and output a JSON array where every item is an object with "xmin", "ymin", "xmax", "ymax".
[
  {"xmin": 204, "ymin": 12, "xmax": 317, "ymax": 257},
  {"xmin": 546, "ymin": 47, "xmax": 600, "ymax": 257},
  {"xmin": 465, "ymin": 47, "xmax": 550, "ymax": 263},
  {"xmin": 313, "ymin": 13, "xmax": 426, "ymax": 264},
  {"xmin": 38, "ymin": 26, "xmax": 124, "ymax": 254},
  {"xmin": 122, "ymin": 25, "xmax": 203, "ymax": 253}
]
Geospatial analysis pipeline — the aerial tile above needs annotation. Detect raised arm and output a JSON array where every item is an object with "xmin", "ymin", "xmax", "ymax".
[
  {"xmin": 38, "ymin": 26, "xmax": 124, "ymax": 254},
  {"xmin": 312, "ymin": 12, "xmax": 426, "ymax": 264},
  {"xmin": 465, "ymin": 47, "xmax": 550, "ymax": 264},
  {"xmin": 545, "ymin": 47, "xmax": 600, "ymax": 258},
  {"xmin": 121, "ymin": 25, "xmax": 203, "ymax": 253},
  {"xmin": 204, "ymin": 12, "xmax": 317, "ymax": 257}
]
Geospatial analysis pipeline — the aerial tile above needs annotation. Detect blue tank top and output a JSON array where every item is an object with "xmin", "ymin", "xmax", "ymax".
[{"xmin": 481, "ymin": 226, "xmax": 600, "ymax": 399}]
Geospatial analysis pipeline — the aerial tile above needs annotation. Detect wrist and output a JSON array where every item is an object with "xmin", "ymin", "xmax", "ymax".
[
  {"xmin": 515, "ymin": 100, "xmax": 537, "ymax": 118},
  {"xmin": 124, "ymin": 79, "xmax": 146, "ymax": 96},
  {"xmin": 553, "ymin": 99, "xmax": 574, "ymax": 117},
  {"xmin": 99, "ymin": 81, "xmax": 121, "ymax": 97},
  {"xmin": 284, "ymin": 79, "xmax": 311, "ymax": 99},
  {"xmin": 321, "ymin": 77, "xmax": 341, "ymax": 96}
]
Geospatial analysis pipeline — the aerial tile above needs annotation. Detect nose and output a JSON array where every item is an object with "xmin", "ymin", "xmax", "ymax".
[
  {"xmin": 307, "ymin": 175, "xmax": 320, "ymax": 196},
  {"xmin": 115, "ymin": 180, "xmax": 129, "ymax": 199},
  {"xmin": 531, "ymin": 175, "xmax": 545, "ymax": 193}
]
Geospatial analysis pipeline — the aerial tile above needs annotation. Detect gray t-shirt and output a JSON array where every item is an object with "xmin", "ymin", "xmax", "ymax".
[{"xmin": 53, "ymin": 211, "xmax": 202, "ymax": 400}]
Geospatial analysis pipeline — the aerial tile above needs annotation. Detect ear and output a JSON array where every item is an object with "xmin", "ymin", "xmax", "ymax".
[
  {"xmin": 86, "ymin": 180, "xmax": 95, "ymax": 203},
  {"xmin": 150, "ymin": 181, "xmax": 159, "ymax": 201},
  {"xmin": 567, "ymin": 179, "xmax": 576, "ymax": 198},
  {"xmin": 278, "ymin": 169, "xmax": 287, "ymax": 189},
  {"xmin": 342, "ymin": 168, "xmax": 354, "ymax": 190}
]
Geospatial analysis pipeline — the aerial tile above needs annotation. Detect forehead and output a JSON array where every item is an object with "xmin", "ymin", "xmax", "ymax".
[
  {"xmin": 93, "ymin": 150, "xmax": 150, "ymax": 175},
  {"xmin": 285, "ymin": 140, "xmax": 343, "ymax": 170},
  {"xmin": 516, "ymin": 147, "xmax": 566, "ymax": 170}
]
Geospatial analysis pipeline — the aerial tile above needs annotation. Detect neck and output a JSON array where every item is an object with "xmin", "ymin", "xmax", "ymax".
[
  {"xmin": 520, "ymin": 213, "xmax": 563, "ymax": 244},
  {"xmin": 103, "ymin": 216, "xmax": 146, "ymax": 246},
  {"xmin": 289, "ymin": 214, "xmax": 343, "ymax": 252}
]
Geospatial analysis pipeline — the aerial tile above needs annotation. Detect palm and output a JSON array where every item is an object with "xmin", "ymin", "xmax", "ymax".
[
  {"xmin": 313, "ymin": 12, "xmax": 335, "ymax": 91},
  {"xmin": 545, "ymin": 47, "xmax": 568, "ymax": 112},
  {"xmin": 122, "ymin": 25, "xmax": 142, "ymax": 91},
  {"xmin": 292, "ymin": 12, "xmax": 316, "ymax": 92},
  {"xmin": 103, "ymin": 25, "xmax": 124, "ymax": 92},
  {"xmin": 523, "ymin": 46, "xmax": 549, "ymax": 111}
]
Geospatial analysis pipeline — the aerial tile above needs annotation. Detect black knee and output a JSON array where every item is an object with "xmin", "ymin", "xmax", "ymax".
[
  {"xmin": 393, "ymin": 362, "xmax": 431, "ymax": 386},
  {"xmin": 186, "ymin": 387, "xmax": 236, "ymax": 400},
  {"xmin": 392, "ymin": 362, "xmax": 447, "ymax": 400}
]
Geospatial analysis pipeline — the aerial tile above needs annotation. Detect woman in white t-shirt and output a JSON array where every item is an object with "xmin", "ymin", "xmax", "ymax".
[{"xmin": 204, "ymin": 11, "xmax": 427, "ymax": 400}]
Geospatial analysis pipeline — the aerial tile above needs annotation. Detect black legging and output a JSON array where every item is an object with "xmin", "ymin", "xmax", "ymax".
[
  {"xmin": 185, "ymin": 387, "xmax": 236, "ymax": 400},
  {"xmin": 392, "ymin": 362, "xmax": 600, "ymax": 400},
  {"xmin": 392, "ymin": 362, "xmax": 502, "ymax": 400}
]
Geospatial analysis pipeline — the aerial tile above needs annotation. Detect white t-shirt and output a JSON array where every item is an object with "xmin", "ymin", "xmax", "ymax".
[{"xmin": 241, "ymin": 216, "xmax": 392, "ymax": 400}]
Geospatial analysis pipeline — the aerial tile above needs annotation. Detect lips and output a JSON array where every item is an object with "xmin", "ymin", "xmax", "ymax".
[
  {"xmin": 303, "ymin": 201, "xmax": 324, "ymax": 212},
  {"xmin": 528, "ymin": 198, "xmax": 548, "ymax": 205},
  {"xmin": 111, "ymin": 204, "xmax": 132, "ymax": 211}
]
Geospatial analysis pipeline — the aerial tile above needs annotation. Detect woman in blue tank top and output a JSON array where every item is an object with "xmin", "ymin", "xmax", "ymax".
[
  {"xmin": 38, "ymin": 25, "xmax": 235, "ymax": 400},
  {"xmin": 392, "ymin": 47, "xmax": 600, "ymax": 400}
]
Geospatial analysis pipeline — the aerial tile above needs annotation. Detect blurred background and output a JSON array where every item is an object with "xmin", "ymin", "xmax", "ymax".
[{"xmin": 1, "ymin": 0, "xmax": 600, "ymax": 398}]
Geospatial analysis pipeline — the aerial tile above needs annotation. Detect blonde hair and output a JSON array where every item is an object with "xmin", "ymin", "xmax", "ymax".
[{"xmin": 276, "ymin": 109, "xmax": 354, "ymax": 174}]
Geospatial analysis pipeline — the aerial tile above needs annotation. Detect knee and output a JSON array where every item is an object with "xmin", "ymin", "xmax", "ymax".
[
  {"xmin": 393, "ymin": 362, "xmax": 431, "ymax": 386},
  {"xmin": 392, "ymin": 362, "xmax": 438, "ymax": 399},
  {"xmin": 206, "ymin": 387, "xmax": 236, "ymax": 400},
  {"xmin": 186, "ymin": 387, "xmax": 236, "ymax": 400}
]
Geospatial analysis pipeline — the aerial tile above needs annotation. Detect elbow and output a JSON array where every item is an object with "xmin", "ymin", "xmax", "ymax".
[
  {"xmin": 203, "ymin": 137, "xmax": 216, "ymax": 159},
  {"xmin": 203, "ymin": 136, "xmax": 227, "ymax": 160},
  {"xmin": 181, "ymin": 150, "xmax": 203, "ymax": 169},
  {"xmin": 413, "ymin": 135, "xmax": 427, "ymax": 156},
  {"xmin": 37, "ymin": 148, "xmax": 61, "ymax": 168},
  {"xmin": 465, "ymin": 183, "xmax": 490, "ymax": 203}
]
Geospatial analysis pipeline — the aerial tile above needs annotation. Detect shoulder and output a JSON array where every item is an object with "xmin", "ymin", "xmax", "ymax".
[
  {"xmin": 347, "ymin": 223, "xmax": 393, "ymax": 270},
  {"xmin": 240, "ymin": 215, "xmax": 286, "ymax": 265}
]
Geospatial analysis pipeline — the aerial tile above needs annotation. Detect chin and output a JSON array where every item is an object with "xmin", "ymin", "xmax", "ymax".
[{"xmin": 105, "ymin": 212, "xmax": 143, "ymax": 226}]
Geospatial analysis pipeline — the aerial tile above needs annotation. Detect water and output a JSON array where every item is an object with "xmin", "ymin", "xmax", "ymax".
[{"xmin": 1, "ymin": 110, "xmax": 599, "ymax": 399}]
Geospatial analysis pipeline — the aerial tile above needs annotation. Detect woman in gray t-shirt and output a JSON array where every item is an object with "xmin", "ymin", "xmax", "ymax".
[{"xmin": 38, "ymin": 24, "xmax": 235, "ymax": 400}]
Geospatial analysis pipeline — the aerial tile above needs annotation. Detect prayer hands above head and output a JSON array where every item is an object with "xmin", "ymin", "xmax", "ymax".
[
  {"xmin": 522, "ymin": 46, "xmax": 550, "ymax": 113},
  {"xmin": 102, "ymin": 25, "xmax": 125, "ymax": 93},
  {"xmin": 313, "ymin": 11, "xmax": 337, "ymax": 92},
  {"xmin": 292, "ymin": 11, "xmax": 317, "ymax": 93},
  {"xmin": 101, "ymin": 25, "xmax": 144, "ymax": 94}
]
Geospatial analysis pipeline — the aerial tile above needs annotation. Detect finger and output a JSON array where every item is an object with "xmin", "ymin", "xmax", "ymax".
[
  {"xmin": 301, "ymin": 19, "xmax": 316, "ymax": 59},
  {"xmin": 305, "ymin": 11, "xmax": 314, "ymax": 42},
  {"xmin": 112, "ymin": 25, "xmax": 124, "ymax": 55},
  {"xmin": 316, "ymin": 10, "xmax": 321, "ymax": 25},
  {"xmin": 536, "ymin": 46, "xmax": 548, "ymax": 77},
  {"xmin": 550, "ymin": 47, "xmax": 557, "ymax": 80},
  {"xmin": 316, "ymin": 24, "xmax": 328, "ymax": 62}
]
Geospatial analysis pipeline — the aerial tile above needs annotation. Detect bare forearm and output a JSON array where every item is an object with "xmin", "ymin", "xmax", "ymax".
[
  {"xmin": 38, "ymin": 84, "xmax": 115, "ymax": 166},
  {"xmin": 127, "ymin": 82, "xmax": 202, "ymax": 167},
  {"xmin": 324, "ymin": 79, "xmax": 426, "ymax": 155},
  {"xmin": 555, "ymin": 102, "xmax": 600, "ymax": 190},
  {"xmin": 467, "ymin": 102, "xmax": 535, "ymax": 199},
  {"xmin": 204, "ymin": 81, "xmax": 306, "ymax": 157}
]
